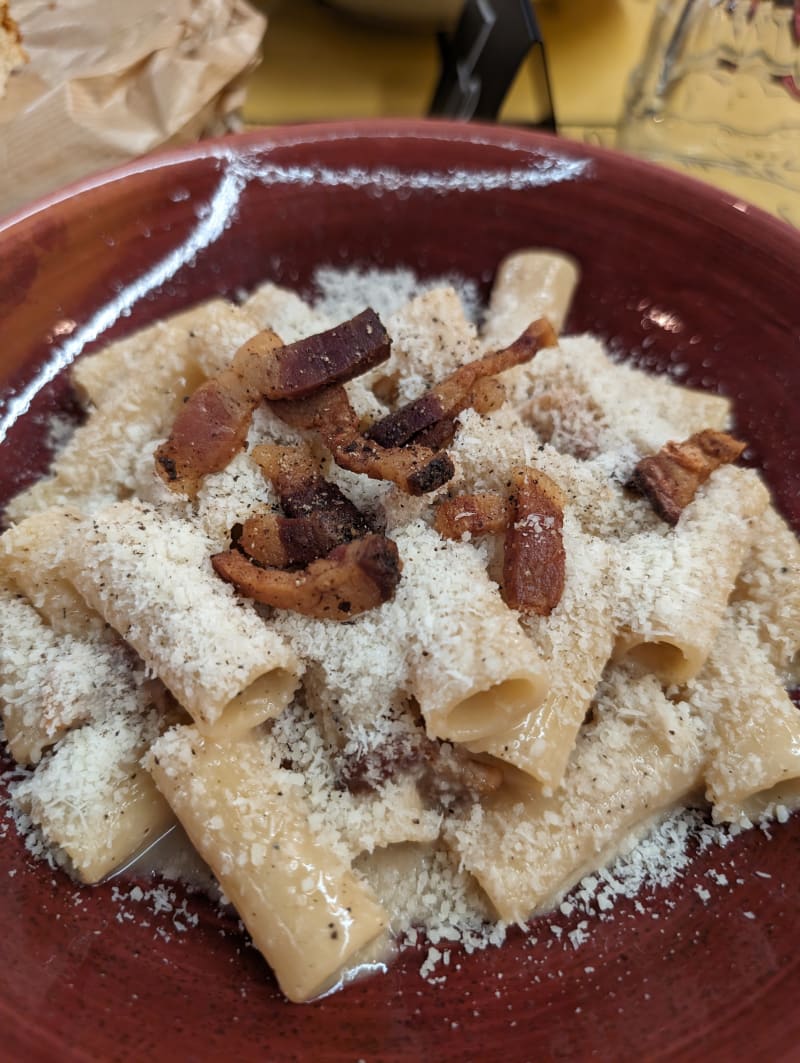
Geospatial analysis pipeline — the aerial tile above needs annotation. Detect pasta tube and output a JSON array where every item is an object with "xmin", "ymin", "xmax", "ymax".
[
  {"xmin": 730, "ymin": 505, "xmax": 800, "ymax": 681},
  {"xmin": 147, "ymin": 726, "xmax": 389, "ymax": 1002},
  {"xmin": 60, "ymin": 500, "xmax": 300, "ymax": 733},
  {"xmin": 273, "ymin": 520, "xmax": 548, "ymax": 747},
  {"xmin": 72, "ymin": 299, "xmax": 262, "ymax": 408},
  {"xmin": 502, "ymin": 334, "xmax": 731, "ymax": 464},
  {"xmin": 398, "ymin": 522, "xmax": 547, "ymax": 743},
  {"xmin": 481, "ymin": 248, "xmax": 579, "ymax": 346},
  {"xmin": 614, "ymin": 465, "xmax": 769, "ymax": 683},
  {"xmin": 6, "ymin": 301, "xmax": 261, "ymax": 521},
  {"xmin": 0, "ymin": 508, "xmax": 102, "ymax": 637},
  {"xmin": 470, "ymin": 516, "xmax": 614, "ymax": 787},
  {"xmin": 10, "ymin": 707, "xmax": 173, "ymax": 883},
  {"xmin": 0, "ymin": 581, "xmax": 142, "ymax": 765},
  {"xmin": 689, "ymin": 608, "xmax": 800, "ymax": 825},
  {"xmin": 445, "ymin": 668, "xmax": 705, "ymax": 922}
]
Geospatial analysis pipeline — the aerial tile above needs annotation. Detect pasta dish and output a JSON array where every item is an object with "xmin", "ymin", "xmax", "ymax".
[{"xmin": 1, "ymin": 251, "xmax": 798, "ymax": 1002}]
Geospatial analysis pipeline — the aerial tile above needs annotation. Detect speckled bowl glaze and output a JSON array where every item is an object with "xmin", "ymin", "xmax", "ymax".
[{"xmin": 1, "ymin": 120, "xmax": 799, "ymax": 1063}]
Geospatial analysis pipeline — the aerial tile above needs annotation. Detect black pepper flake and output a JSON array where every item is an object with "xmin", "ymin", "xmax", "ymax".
[{"xmin": 157, "ymin": 454, "xmax": 178, "ymax": 482}]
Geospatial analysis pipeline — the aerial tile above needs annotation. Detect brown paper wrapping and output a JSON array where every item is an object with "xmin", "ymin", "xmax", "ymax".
[{"xmin": 0, "ymin": 0, "xmax": 267, "ymax": 218}]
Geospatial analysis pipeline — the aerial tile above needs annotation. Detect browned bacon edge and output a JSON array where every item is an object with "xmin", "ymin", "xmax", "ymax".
[
  {"xmin": 503, "ymin": 467, "xmax": 566, "ymax": 616},
  {"xmin": 155, "ymin": 309, "xmax": 390, "ymax": 496},
  {"xmin": 628, "ymin": 429, "xmax": 746, "ymax": 525},
  {"xmin": 239, "ymin": 442, "xmax": 378, "ymax": 566},
  {"xmin": 365, "ymin": 317, "xmax": 557, "ymax": 448},
  {"xmin": 268, "ymin": 386, "xmax": 455, "ymax": 496},
  {"xmin": 434, "ymin": 493, "xmax": 510, "ymax": 540},
  {"xmin": 211, "ymin": 534, "xmax": 402, "ymax": 620},
  {"xmin": 433, "ymin": 472, "xmax": 566, "ymax": 616},
  {"xmin": 154, "ymin": 328, "xmax": 283, "ymax": 496},
  {"xmin": 253, "ymin": 308, "xmax": 391, "ymax": 400}
]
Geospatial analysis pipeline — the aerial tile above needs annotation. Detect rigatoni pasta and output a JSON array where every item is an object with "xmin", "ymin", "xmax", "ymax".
[
  {"xmin": 147, "ymin": 725, "xmax": 389, "ymax": 1002},
  {"xmin": 445, "ymin": 667, "xmax": 705, "ymax": 921},
  {"xmin": 59, "ymin": 499, "xmax": 300, "ymax": 734},
  {"xmin": 390, "ymin": 521, "xmax": 548, "ymax": 744},
  {"xmin": 504, "ymin": 332, "xmax": 732, "ymax": 465},
  {"xmin": 1, "ymin": 260, "xmax": 798, "ymax": 1003},
  {"xmin": 269, "ymin": 518, "xmax": 548, "ymax": 748},
  {"xmin": 481, "ymin": 248, "xmax": 579, "ymax": 346},
  {"xmin": 6, "ymin": 300, "xmax": 264, "ymax": 523},
  {"xmin": 12, "ymin": 705, "xmax": 175, "ymax": 883},
  {"xmin": 730, "ymin": 505, "xmax": 800, "ymax": 681},
  {"xmin": 688, "ymin": 607, "xmax": 800, "ymax": 825},
  {"xmin": 613, "ymin": 465, "xmax": 769, "ymax": 683},
  {"xmin": 0, "ymin": 507, "xmax": 102, "ymax": 638},
  {"xmin": 471, "ymin": 515, "xmax": 614, "ymax": 787},
  {"xmin": 0, "ymin": 583, "xmax": 129, "ymax": 764}
]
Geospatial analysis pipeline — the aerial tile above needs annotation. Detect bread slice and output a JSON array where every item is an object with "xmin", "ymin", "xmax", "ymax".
[{"xmin": 0, "ymin": 3, "xmax": 27, "ymax": 99}]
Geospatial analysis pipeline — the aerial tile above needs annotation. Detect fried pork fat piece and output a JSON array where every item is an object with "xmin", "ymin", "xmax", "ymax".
[
  {"xmin": 434, "ymin": 494, "xmax": 511, "ymax": 539},
  {"xmin": 155, "ymin": 327, "xmax": 283, "ymax": 496},
  {"xmin": 366, "ymin": 317, "xmax": 558, "ymax": 449},
  {"xmin": 239, "ymin": 444, "xmax": 377, "ymax": 568},
  {"xmin": 155, "ymin": 309, "xmax": 391, "ymax": 496},
  {"xmin": 255, "ymin": 308, "xmax": 390, "ymax": 399},
  {"xmin": 265, "ymin": 316, "xmax": 558, "ymax": 495},
  {"xmin": 157, "ymin": 306, "xmax": 558, "ymax": 618},
  {"xmin": 212, "ymin": 534, "xmax": 402, "ymax": 620},
  {"xmin": 504, "ymin": 468, "xmax": 566, "ymax": 616},
  {"xmin": 268, "ymin": 385, "xmax": 455, "ymax": 496},
  {"xmin": 435, "ymin": 468, "xmax": 566, "ymax": 617},
  {"xmin": 215, "ymin": 442, "xmax": 399, "ymax": 620},
  {"xmin": 629, "ymin": 429, "xmax": 746, "ymax": 525}
]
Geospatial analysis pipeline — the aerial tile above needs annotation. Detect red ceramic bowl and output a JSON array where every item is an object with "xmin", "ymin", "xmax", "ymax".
[{"xmin": 1, "ymin": 120, "xmax": 799, "ymax": 1063}]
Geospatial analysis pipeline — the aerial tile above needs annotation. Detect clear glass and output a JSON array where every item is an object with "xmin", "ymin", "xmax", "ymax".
[{"xmin": 617, "ymin": 0, "xmax": 800, "ymax": 225}]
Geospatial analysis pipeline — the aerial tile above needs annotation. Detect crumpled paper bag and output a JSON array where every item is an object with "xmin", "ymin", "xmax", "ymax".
[{"xmin": 0, "ymin": 0, "xmax": 266, "ymax": 218}]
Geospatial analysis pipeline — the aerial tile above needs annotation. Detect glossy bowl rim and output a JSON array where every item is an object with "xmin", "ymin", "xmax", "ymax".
[{"xmin": 1, "ymin": 117, "xmax": 798, "ymax": 259}]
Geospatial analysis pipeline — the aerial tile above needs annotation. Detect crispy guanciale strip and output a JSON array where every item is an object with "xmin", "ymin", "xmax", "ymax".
[
  {"xmin": 628, "ymin": 429, "xmax": 747, "ymax": 525},
  {"xmin": 251, "ymin": 443, "xmax": 376, "ymax": 524},
  {"xmin": 365, "ymin": 317, "xmax": 557, "ymax": 448},
  {"xmin": 250, "ymin": 442, "xmax": 322, "ymax": 502},
  {"xmin": 244, "ymin": 442, "xmax": 377, "ymax": 566},
  {"xmin": 155, "ymin": 310, "xmax": 389, "ymax": 495},
  {"xmin": 407, "ymin": 419, "xmax": 457, "ymax": 451},
  {"xmin": 503, "ymin": 467, "xmax": 566, "ymax": 615},
  {"xmin": 406, "ymin": 377, "xmax": 507, "ymax": 451},
  {"xmin": 340, "ymin": 732, "xmax": 503, "ymax": 801},
  {"xmin": 212, "ymin": 534, "xmax": 402, "ymax": 620},
  {"xmin": 434, "ymin": 492, "xmax": 510, "ymax": 540},
  {"xmin": 235, "ymin": 488, "xmax": 376, "ymax": 569},
  {"xmin": 155, "ymin": 328, "xmax": 284, "ymax": 495},
  {"xmin": 269, "ymin": 386, "xmax": 454, "ymax": 495},
  {"xmin": 237, "ymin": 504, "xmax": 375, "ymax": 568},
  {"xmin": 254, "ymin": 308, "xmax": 391, "ymax": 400}
]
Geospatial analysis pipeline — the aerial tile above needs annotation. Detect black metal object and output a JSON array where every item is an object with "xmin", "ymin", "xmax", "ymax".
[{"xmin": 429, "ymin": 0, "xmax": 555, "ymax": 126}]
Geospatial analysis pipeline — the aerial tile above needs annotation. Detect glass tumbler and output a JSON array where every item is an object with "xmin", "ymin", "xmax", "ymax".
[{"xmin": 617, "ymin": 0, "xmax": 800, "ymax": 225}]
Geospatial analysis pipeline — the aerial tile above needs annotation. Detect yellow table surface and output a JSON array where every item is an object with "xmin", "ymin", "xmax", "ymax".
[
  {"xmin": 242, "ymin": 0, "xmax": 796, "ymax": 224},
  {"xmin": 243, "ymin": 0, "xmax": 654, "ymax": 132}
]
